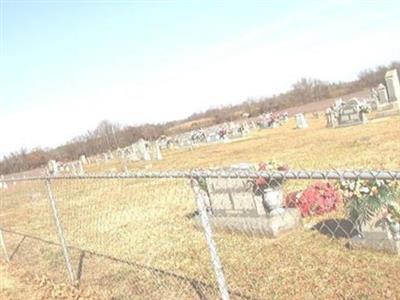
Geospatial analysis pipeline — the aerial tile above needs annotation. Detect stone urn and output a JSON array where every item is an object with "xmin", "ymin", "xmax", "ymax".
[{"xmin": 262, "ymin": 188, "xmax": 285, "ymax": 216}]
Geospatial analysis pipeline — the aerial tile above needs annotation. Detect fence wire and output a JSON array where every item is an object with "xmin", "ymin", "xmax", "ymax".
[{"xmin": 1, "ymin": 170, "xmax": 400, "ymax": 299}]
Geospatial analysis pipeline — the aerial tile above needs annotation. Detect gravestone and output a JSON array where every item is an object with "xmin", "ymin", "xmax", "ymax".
[
  {"xmin": 138, "ymin": 139, "xmax": 151, "ymax": 161},
  {"xmin": 206, "ymin": 133, "xmax": 220, "ymax": 143},
  {"xmin": 0, "ymin": 175, "xmax": 7, "ymax": 190},
  {"xmin": 149, "ymin": 142, "xmax": 163, "ymax": 160},
  {"xmin": 70, "ymin": 163, "xmax": 77, "ymax": 175},
  {"xmin": 116, "ymin": 148, "xmax": 123, "ymax": 158},
  {"xmin": 206, "ymin": 177, "xmax": 266, "ymax": 217},
  {"xmin": 198, "ymin": 166, "xmax": 301, "ymax": 237},
  {"xmin": 79, "ymin": 155, "xmax": 88, "ymax": 165},
  {"xmin": 375, "ymin": 79, "xmax": 400, "ymax": 118},
  {"xmin": 337, "ymin": 99, "xmax": 367, "ymax": 127},
  {"xmin": 128, "ymin": 146, "xmax": 140, "ymax": 161},
  {"xmin": 295, "ymin": 113, "xmax": 308, "ymax": 129},
  {"xmin": 127, "ymin": 149, "xmax": 140, "ymax": 161},
  {"xmin": 107, "ymin": 150, "xmax": 114, "ymax": 160},
  {"xmin": 367, "ymin": 98, "xmax": 379, "ymax": 111},
  {"xmin": 102, "ymin": 153, "xmax": 108, "ymax": 161},
  {"xmin": 351, "ymin": 212, "xmax": 400, "ymax": 254},
  {"xmin": 325, "ymin": 107, "xmax": 337, "ymax": 128},
  {"xmin": 47, "ymin": 160, "xmax": 59, "ymax": 175},
  {"xmin": 77, "ymin": 161, "xmax": 84, "ymax": 175},
  {"xmin": 377, "ymin": 83, "xmax": 389, "ymax": 104},
  {"xmin": 385, "ymin": 69, "xmax": 400, "ymax": 103},
  {"xmin": 334, "ymin": 99, "xmax": 345, "ymax": 110}
]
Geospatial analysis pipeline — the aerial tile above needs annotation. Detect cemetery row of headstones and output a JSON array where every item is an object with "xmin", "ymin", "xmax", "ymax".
[
  {"xmin": 372, "ymin": 68, "xmax": 400, "ymax": 117},
  {"xmin": 324, "ymin": 69, "xmax": 400, "ymax": 128},
  {"xmin": 46, "ymin": 139, "xmax": 165, "ymax": 175},
  {"xmin": 164, "ymin": 112, "xmax": 290, "ymax": 150},
  {"xmin": 256, "ymin": 112, "xmax": 289, "ymax": 129},
  {"xmin": 325, "ymin": 98, "xmax": 370, "ymax": 128},
  {"xmin": 159, "ymin": 121, "xmax": 255, "ymax": 150},
  {"xmin": 47, "ymin": 157, "xmax": 87, "ymax": 175},
  {"xmin": 43, "ymin": 110, "xmax": 292, "ymax": 174}
]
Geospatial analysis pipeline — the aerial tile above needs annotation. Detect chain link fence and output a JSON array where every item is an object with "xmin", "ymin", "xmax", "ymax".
[{"xmin": 1, "ymin": 170, "xmax": 400, "ymax": 299}]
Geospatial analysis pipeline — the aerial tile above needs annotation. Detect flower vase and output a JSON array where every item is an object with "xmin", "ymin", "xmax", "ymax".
[{"xmin": 262, "ymin": 188, "xmax": 285, "ymax": 216}]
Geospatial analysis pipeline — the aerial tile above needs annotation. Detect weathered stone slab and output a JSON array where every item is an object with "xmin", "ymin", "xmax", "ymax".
[
  {"xmin": 385, "ymin": 69, "xmax": 400, "ymax": 103},
  {"xmin": 350, "ymin": 211, "xmax": 400, "ymax": 254},
  {"xmin": 196, "ymin": 208, "xmax": 301, "ymax": 238},
  {"xmin": 337, "ymin": 98, "xmax": 367, "ymax": 127},
  {"xmin": 206, "ymin": 177, "xmax": 265, "ymax": 217},
  {"xmin": 295, "ymin": 113, "xmax": 308, "ymax": 129}
]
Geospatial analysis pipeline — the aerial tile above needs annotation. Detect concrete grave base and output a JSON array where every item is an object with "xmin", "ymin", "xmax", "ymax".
[
  {"xmin": 195, "ymin": 208, "xmax": 301, "ymax": 238},
  {"xmin": 375, "ymin": 109, "xmax": 400, "ymax": 119},
  {"xmin": 378, "ymin": 102, "xmax": 399, "ymax": 111},
  {"xmin": 336, "ymin": 121, "xmax": 365, "ymax": 128},
  {"xmin": 374, "ymin": 102, "xmax": 400, "ymax": 118},
  {"xmin": 350, "ymin": 232, "xmax": 400, "ymax": 254}
]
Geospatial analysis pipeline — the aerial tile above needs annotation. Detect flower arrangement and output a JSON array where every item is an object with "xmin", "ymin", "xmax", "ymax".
[
  {"xmin": 358, "ymin": 103, "xmax": 372, "ymax": 114},
  {"xmin": 339, "ymin": 179, "xmax": 400, "ymax": 230},
  {"xmin": 249, "ymin": 161, "xmax": 289, "ymax": 195},
  {"xmin": 285, "ymin": 182, "xmax": 341, "ymax": 217},
  {"xmin": 246, "ymin": 161, "xmax": 289, "ymax": 215}
]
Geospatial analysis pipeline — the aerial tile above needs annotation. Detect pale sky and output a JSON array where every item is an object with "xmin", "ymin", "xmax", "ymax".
[{"xmin": 1, "ymin": 0, "xmax": 400, "ymax": 157}]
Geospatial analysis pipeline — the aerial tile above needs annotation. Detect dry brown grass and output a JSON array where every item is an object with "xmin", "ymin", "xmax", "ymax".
[
  {"xmin": 88, "ymin": 113, "xmax": 400, "ymax": 172},
  {"xmin": 1, "ymin": 114, "xmax": 400, "ymax": 299}
]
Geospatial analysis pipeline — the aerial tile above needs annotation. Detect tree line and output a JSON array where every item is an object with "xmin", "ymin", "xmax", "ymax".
[{"xmin": 1, "ymin": 61, "xmax": 399, "ymax": 175}]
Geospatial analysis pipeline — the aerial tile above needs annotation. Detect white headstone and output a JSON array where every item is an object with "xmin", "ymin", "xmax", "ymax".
[
  {"xmin": 385, "ymin": 69, "xmax": 400, "ymax": 102},
  {"xmin": 71, "ymin": 163, "xmax": 77, "ymax": 175},
  {"xmin": 155, "ymin": 142, "xmax": 163, "ymax": 160},
  {"xmin": 77, "ymin": 161, "xmax": 84, "ymax": 175},
  {"xmin": 102, "ymin": 153, "xmax": 108, "ymax": 161},
  {"xmin": 295, "ymin": 113, "xmax": 308, "ymax": 129},
  {"xmin": 107, "ymin": 150, "xmax": 114, "ymax": 160},
  {"xmin": 48, "ymin": 160, "xmax": 59, "ymax": 175},
  {"xmin": 0, "ymin": 175, "xmax": 7, "ymax": 190},
  {"xmin": 79, "ymin": 155, "xmax": 88, "ymax": 165},
  {"xmin": 138, "ymin": 139, "xmax": 151, "ymax": 161},
  {"xmin": 377, "ymin": 83, "xmax": 389, "ymax": 104}
]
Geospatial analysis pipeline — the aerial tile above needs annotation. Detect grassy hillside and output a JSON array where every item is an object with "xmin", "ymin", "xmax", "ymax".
[{"xmin": 2, "ymin": 113, "xmax": 400, "ymax": 299}]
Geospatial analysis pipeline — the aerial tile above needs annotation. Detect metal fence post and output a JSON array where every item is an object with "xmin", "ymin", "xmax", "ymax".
[
  {"xmin": 45, "ymin": 178, "xmax": 76, "ymax": 284},
  {"xmin": 191, "ymin": 178, "xmax": 230, "ymax": 300},
  {"xmin": 0, "ymin": 229, "xmax": 9, "ymax": 262}
]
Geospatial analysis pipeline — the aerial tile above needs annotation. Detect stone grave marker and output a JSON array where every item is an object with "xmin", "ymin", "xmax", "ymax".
[
  {"xmin": 351, "ymin": 210, "xmax": 400, "ymax": 254},
  {"xmin": 77, "ymin": 161, "xmax": 85, "ymax": 175},
  {"xmin": 107, "ymin": 150, "xmax": 114, "ymax": 160},
  {"xmin": 0, "ymin": 175, "xmax": 7, "ymax": 190},
  {"xmin": 377, "ymin": 83, "xmax": 389, "ymax": 104},
  {"xmin": 337, "ymin": 99, "xmax": 367, "ymax": 127},
  {"xmin": 138, "ymin": 139, "xmax": 151, "ymax": 161},
  {"xmin": 206, "ymin": 177, "xmax": 266, "ymax": 217},
  {"xmin": 198, "ymin": 167, "xmax": 301, "ymax": 237},
  {"xmin": 47, "ymin": 160, "xmax": 59, "ymax": 175},
  {"xmin": 102, "ymin": 153, "xmax": 108, "ymax": 161},
  {"xmin": 325, "ymin": 107, "xmax": 338, "ymax": 128},
  {"xmin": 295, "ymin": 113, "xmax": 308, "ymax": 129},
  {"xmin": 385, "ymin": 69, "xmax": 400, "ymax": 103},
  {"xmin": 79, "ymin": 155, "xmax": 88, "ymax": 165},
  {"xmin": 127, "ymin": 148, "xmax": 140, "ymax": 161},
  {"xmin": 154, "ymin": 142, "xmax": 163, "ymax": 160}
]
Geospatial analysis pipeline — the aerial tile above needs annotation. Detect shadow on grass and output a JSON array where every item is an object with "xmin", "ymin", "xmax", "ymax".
[
  {"xmin": 312, "ymin": 218, "xmax": 360, "ymax": 239},
  {"xmin": 1, "ymin": 227, "xmax": 255, "ymax": 300}
]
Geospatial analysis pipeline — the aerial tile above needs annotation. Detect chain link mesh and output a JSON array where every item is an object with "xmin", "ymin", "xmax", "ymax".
[{"xmin": 1, "ymin": 170, "xmax": 400, "ymax": 299}]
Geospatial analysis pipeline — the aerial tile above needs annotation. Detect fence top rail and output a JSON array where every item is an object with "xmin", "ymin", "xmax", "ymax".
[{"xmin": 2, "ymin": 170, "xmax": 400, "ymax": 183}]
